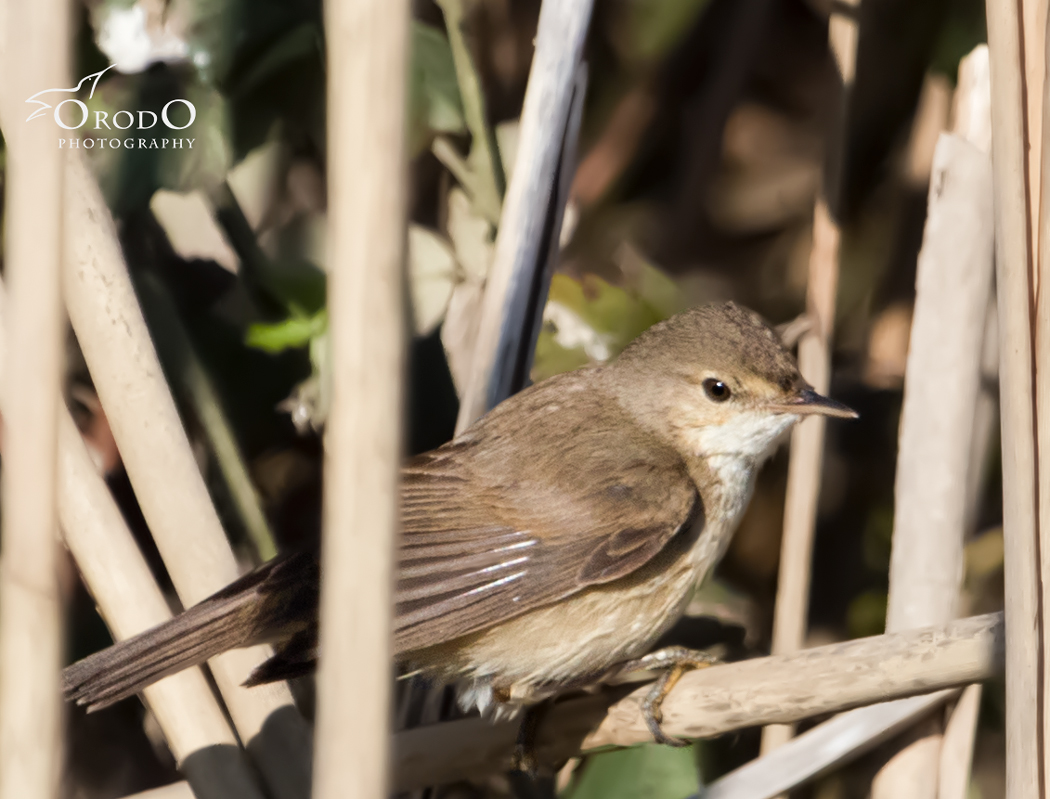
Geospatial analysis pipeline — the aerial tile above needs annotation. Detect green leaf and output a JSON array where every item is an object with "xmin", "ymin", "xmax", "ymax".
[
  {"xmin": 565, "ymin": 745, "xmax": 701, "ymax": 799},
  {"xmin": 246, "ymin": 309, "xmax": 326, "ymax": 353},
  {"xmin": 532, "ymin": 264, "xmax": 687, "ymax": 383},
  {"xmin": 409, "ymin": 21, "xmax": 465, "ymax": 155},
  {"xmin": 631, "ymin": 260, "xmax": 690, "ymax": 319},
  {"xmin": 548, "ymin": 273, "xmax": 662, "ymax": 345}
]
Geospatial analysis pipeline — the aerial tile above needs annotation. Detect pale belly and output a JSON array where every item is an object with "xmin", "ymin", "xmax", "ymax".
[{"xmin": 405, "ymin": 510, "xmax": 740, "ymax": 717}]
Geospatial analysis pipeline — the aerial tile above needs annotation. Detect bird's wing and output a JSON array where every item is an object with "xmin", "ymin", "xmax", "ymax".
[{"xmin": 394, "ymin": 409, "xmax": 702, "ymax": 654}]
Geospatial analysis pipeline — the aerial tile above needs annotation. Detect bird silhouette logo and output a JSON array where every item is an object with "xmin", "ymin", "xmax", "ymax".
[{"xmin": 25, "ymin": 65, "xmax": 116, "ymax": 123}]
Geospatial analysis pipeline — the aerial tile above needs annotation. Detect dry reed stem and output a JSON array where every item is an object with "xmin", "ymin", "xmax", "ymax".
[
  {"xmin": 708, "ymin": 694, "xmax": 955, "ymax": 799},
  {"xmin": 761, "ymin": 0, "xmax": 857, "ymax": 758},
  {"xmin": 1037, "ymin": 1, "xmax": 1050, "ymax": 788},
  {"xmin": 61, "ymin": 151, "xmax": 313, "ymax": 799},
  {"xmin": 1, "ymin": 337, "xmax": 260, "ymax": 795},
  {"xmin": 883, "ymin": 143, "xmax": 992, "ymax": 629},
  {"xmin": 0, "ymin": 13, "xmax": 306, "ymax": 799},
  {"xmin": 0, "ymin": 314, "xmax": 264, "ymax": 797},
  {"xmin": 939, "ymin": 685, "xmax": 984, "ymax": 799},
  {"xmin": 392, "ymin": 613, "xmax": 1002, "ymax": 790},
  {"xmin": 763, "ymin": 199, "xmax": 839, "ymax": 731},
  {"xmin": 1025, "ymin": 0, "xmax": 1047, "ymax": 281},
  {"xmin": 56, "ymin": 414, "xmax": 264, "ymax": 799},
  {"xmin": 871, "ymin": 58, "xmax": 995, "ymax": 797},
  {"xmin": 455, "ymin": 0, "xmax": 595, "ymax": 431},
  {"xmin": 0, "ymin": 273, "xmax": 251, "ymax": 786},
  {"xmin": 57, "ymin": 148, "xmax": 314, "ymax": 799},
  {"xmin": 314, "ymin": 2, "xmax": 408, "ymax": 798},
  {"xmin": 935, "ymin": 45, "xmax": 995, "ymax": 799},
  {"xmin": 0, "ymin": 3, "xmax": 69, "ymax": 798},
  {"xmin": 985, "ymin": 0, "xmax": 1043, "ymax": 794}
]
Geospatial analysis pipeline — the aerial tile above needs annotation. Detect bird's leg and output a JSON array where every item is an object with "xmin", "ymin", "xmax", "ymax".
[
  {"xmin": 507, "ymin": 702, "xmax": 558, "ymax": 799},
  {"xmin": 510, "ymin": 702, "xmax": 546, "ymax": 775},
  {"xmin": 618, "ymin": 646, "xmax": 720, "ymax": 747}
]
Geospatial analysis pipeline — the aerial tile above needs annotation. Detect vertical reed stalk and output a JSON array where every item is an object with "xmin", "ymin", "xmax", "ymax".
[
  {"xmin": 454, "ymin": 0, "xmax": 595, "ymax": 431},
  {"xmin": 1037, "ymin": 1, "xmax": 1050, "ymax": 789},
  {"xmin": 0, "ymin": 3, "xmax": 70, "ymax": 798},
  {"xmin": 985, "ymin": 0, "xmax": 1043, "ymax": 794},
  {"xmin": 313, "ymin": 1, "xmax": 409, "ymax": 798}
]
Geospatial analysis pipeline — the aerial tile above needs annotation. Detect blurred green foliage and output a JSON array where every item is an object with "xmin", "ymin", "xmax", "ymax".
[
  {"xmin": 409, "ymin": 21, "xmax": 466, "ymax": 154},
  {"xmin": 617, "ymin": 0, "xmax": 712, "ymax": 66},
  {"xmin": 533, "ymin": 260, "xmax": 687, "ymax": 381},
  {"xmin": 846, "ymin": 590, "xmax": 888, "ymax": 640},
  {"xmin": 565, "ymin": 744, "xmax": 701, "ymax": 799}
]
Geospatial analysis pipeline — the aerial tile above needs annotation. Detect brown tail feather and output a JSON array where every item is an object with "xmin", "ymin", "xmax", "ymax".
[
  {"xmin": 64, "ymin": 552, "xmax": 319, "ymax": 712},
  {"xmin": 64, "ymin": 589, "xmax": 259, "ymax": 711}
]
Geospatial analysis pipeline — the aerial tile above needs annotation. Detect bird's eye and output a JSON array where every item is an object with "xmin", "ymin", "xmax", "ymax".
[{"xmin": 703, "ymin": 378, "xmax": 731, "ymax": 402}]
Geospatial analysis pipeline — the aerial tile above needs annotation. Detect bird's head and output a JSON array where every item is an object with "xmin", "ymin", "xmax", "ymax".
[{"xmin": 606, "ymin": 302, "xmax": 856, "ymax": 464}]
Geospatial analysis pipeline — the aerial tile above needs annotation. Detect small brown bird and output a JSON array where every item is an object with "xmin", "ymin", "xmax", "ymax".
[{"xmin": 64, "ymin": 302, "xmax": 855, "ymax": 743}]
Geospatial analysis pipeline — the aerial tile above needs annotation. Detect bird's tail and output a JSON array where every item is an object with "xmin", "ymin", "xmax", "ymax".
[
  {"xmin": 64, "ymin": 554, "xmax": 317, "ymax": 712},
  {"xmin": 64, "ymin": 587, "xmax": 259, "ymax": 712}
]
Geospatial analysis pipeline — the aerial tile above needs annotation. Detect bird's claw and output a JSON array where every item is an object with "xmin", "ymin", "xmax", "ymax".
[{"xmin": 622, "ymin": 646, "xmax": 720, "ymax": 747}]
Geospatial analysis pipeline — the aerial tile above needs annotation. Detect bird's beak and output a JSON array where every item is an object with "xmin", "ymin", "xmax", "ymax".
[{"xmin": 766, "ymin": 389, "xmax": 858, "ymax": 419}]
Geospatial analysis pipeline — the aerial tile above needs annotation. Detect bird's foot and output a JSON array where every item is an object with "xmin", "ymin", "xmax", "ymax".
[{"xmin": 619, "ymin": 646, "xmax": 720, "ymax": 747}]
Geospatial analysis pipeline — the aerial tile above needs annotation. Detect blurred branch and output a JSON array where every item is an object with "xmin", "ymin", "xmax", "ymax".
[
  {"xmin": 984, "ymin": 0, "xmax": 1043, "ymax": 794},
  {"xmin": 0, "ymin": 3, "xmax": 69, "ymax": 798},
  {"xmin": 137, "ymin": 270, "xmax": 278, "ymax": 561},
  {"xmin": 938, "ymin": 684, "xmax": 984, "ymax": 799},
  {"xmin": 208, "ymin": 181, "xmax": 286, "ymax": 317},
  {"xmin": 393, "ymin": 613, "xmax": 1004, "ymax": 790},
  {"xmin": 761, "ymin": 0, "xmax": 857, "ymax": 759},
  {"xmin": 432, "ymin": 135, "xmax": 477, "ymax": 197},
  {"xmin": 62, "ymin": 151, "xmax": 312, "ymax": 799},
  {"xmin": 455, "ymin": 0, "xmax": 594, "ymax": 430},
  {"xmin": 935, "ymin": 48, "xmax": 995, "ymax": 799},
  {"xmin": 435, "ymin": 0, "xmax": 504, "ymax": 226},
  {"xmin": 314, "ymin": 0, "xmax": 408, "ymax": 797}
]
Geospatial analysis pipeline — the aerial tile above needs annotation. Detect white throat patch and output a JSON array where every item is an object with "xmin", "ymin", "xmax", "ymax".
[
  {"xmin": 694, "ymin": 411, "xmax": 798, "ymax": 461},
  {"xmin": 689, "ymin": 410, "xmax": 798, "ymax": 526}
]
